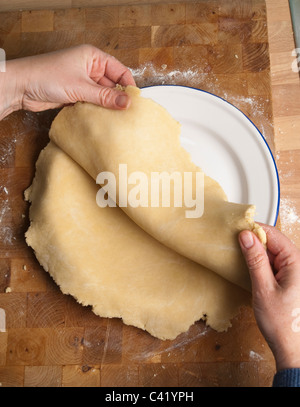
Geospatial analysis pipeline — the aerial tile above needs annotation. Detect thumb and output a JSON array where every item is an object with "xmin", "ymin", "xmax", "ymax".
[
  {"xmin": 82, "ymin": 84, "xmax": 130, "ymax": 110},
  {"xmin": 239, "ymin": 230, "xmax": 276, "ymax": 292}
]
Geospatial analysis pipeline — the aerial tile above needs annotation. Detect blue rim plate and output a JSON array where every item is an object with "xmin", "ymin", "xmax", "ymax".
[{"xmin": 141, "ymin": 85, "xmax": 280, "ymax": 226}]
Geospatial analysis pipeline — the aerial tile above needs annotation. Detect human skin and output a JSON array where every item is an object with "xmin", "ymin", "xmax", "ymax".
[
  {"xmin": 0, "ymin": 44, "xmax": 136, "ymax": 120},
  {"xmin": 239, "ymin": 225, "xmax": 300, "ymax": 371}
]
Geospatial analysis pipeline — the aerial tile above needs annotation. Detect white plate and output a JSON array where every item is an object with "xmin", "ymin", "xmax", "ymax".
[{"xmin": 141, "ymin": 85, "xmax": 279, "ymax": 226}]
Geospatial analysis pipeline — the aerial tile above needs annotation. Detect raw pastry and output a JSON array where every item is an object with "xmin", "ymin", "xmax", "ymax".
[
  {"xmin": 25, "ymin": 142, "xmax": 251, "ymax": 340},
  {"xmin": 49, "ymin": 86, "xmax": 266, "ymax": 291}
]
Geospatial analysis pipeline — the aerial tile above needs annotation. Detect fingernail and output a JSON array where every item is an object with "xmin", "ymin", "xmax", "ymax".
[
  {"xmin": 240, "ymin": 231, "xmax": 254, "ymax": 249},
  {"xmin": 116, "ymin": 94, "xmax": 129, "ymax": 108}
]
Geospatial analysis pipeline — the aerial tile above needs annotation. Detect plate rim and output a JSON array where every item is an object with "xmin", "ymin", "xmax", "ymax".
[{"xmin": 141, "ymin": 84, "xmax": 280, "ymax": 227}]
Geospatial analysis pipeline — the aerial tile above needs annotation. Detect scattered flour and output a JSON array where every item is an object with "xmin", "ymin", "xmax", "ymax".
[
  {"xmin": 130, "ymin": 62, "xmax": 273, "ymax": 145},
  {"xmin": 0, "ymin": 185, "xmax": 15, "ymax": 246},
  {"xmin": 131, "ymin": 323, "xmax": 209, "ymax": 361},
  {"xmin": 280, "ymin": 198, "xmax": 300, "ymax": 225},
  {"xmin": 0, "ymin": 136, "xmax": 16, "ymax": 167},
  {"xmin": 131, "ymin": 62, "xmax": 206, "ymax": 88},
  {"xmin": 249, "ymin": 350, "xmax": 264, "ymax": 361},
  {"xmin": 275, "ymin": 152, "xmax": 300, "ymax": 239},
  {"xmin": 279, "ymin": 198, "xmax": 300, "ymax": 238},
  {"xmin": 0, "ymin": 111, "xmax": 40, "ymax": 250}
]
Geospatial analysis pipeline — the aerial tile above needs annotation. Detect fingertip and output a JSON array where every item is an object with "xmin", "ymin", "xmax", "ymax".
[
  {"xmin": 92, "ymin": 86, "xmax": 131, "ymax": 110},
  {"xmin": 115, "ymin": 93, "xmax": 130, "ymax": 109},
  {"xmin": 239, "ymin": 230, "xmax": 277, "ymax": 291},
  {"xmin": 239, "ymin": 230, "xmax": 254, "ymax": 250}
]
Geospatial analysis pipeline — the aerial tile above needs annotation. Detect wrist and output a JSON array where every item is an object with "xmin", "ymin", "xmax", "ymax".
[
  {"xmin": 274, "ymin": 345, "xmax": 300, "ymax": 372},
  {"xmin": 276, "ymin": 357, "xmax": 300, "ymax": 372},
  {"xmin": 0, "ymin": 59, "xmax": 26, "ymax": 120}
]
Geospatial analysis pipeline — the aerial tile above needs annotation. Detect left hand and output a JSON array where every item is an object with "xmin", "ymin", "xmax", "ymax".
[{"xmin": 0, "ymin": 44, "xmax": 136, "ymax": 120}]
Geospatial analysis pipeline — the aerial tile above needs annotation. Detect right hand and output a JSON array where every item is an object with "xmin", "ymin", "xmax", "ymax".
[{"xmin": 239, "ymin": 224, "xmax": 300, "ymax": 371}]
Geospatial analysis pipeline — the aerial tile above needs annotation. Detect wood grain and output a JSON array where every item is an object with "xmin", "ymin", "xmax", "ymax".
[
  {"xmin": 266, "ymin": 0, "xmax": 300, "ymax": 246},
  {"xmin": 0, "ymin": 0, "xmax": 299, "ymax": 387}
]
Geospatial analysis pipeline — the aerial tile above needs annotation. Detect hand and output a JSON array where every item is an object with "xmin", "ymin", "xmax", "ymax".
[
  {"xmin": 239, "ymin": 225, "xmax": 300, "ymax": 371},
  {"xmin": 0, "ymin": 44, "xmax": 136, "ymax": 120}
]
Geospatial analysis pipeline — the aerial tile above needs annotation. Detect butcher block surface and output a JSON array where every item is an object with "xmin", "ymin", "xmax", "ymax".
[{"xmin": 0, "ymin": 0, "xmax": 298, "ymax": 387}]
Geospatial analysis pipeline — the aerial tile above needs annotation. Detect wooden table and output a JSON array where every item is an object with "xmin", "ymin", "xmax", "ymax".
[
  {"xmin": 0, "ymin": 0, "xmax": 299, "ymax": 387},
  {"xmin": 267, "ymin": 0, "xmax": 300, "ymax": 247}
]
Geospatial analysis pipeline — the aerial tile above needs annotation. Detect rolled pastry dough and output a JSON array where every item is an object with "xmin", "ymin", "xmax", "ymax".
[
  {"xmin": 49, "ymin": 86, "xmax": 266, "ymax": 291},
  {"xmin": 25, "ymin": 142, "xmax": 251, "ymax": 340}
]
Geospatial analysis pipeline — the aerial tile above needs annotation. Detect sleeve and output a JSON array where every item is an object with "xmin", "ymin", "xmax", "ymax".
[{"xmin": 273, "ymin": 368, "xmax": 300, "ymax": 387}]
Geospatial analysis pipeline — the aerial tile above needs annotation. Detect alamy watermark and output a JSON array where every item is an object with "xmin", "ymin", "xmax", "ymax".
[
  {"xmin": 96, "ymin": 164, "xmax": 204, "ymax": 219},
  {"xmin": 291, "ymin": 308, "xmax": 300, "ymax": 333},
  {"xmin": 0, "ymin": 308, "xmax": 6, "ymax": 332},
  {"xmin": 291, "ymin": 48, "xmax": 300, "ymax": 73},
  {"xmin": 0, "ymin": 48, "xmax": 6, "ymax": 73}
]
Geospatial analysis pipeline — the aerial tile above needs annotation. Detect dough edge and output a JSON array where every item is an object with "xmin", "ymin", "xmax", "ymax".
[{"xmin": 25, "ymin": 142, "xmax": 251, "ymax": 340}]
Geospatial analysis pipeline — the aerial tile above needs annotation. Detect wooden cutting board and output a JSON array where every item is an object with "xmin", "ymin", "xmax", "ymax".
[{"xmin": 0, "ymin": 1, "xmax": 277, "ymax": 387}]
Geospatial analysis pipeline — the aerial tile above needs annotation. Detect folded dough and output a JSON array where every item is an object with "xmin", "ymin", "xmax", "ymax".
[
  {"xmin": 25, "ymin": 142, "xmax": 251, "ymax": 340},
  {"xmin": 49, "ymin": 86, "xmax": 266, "ymax": 291}
]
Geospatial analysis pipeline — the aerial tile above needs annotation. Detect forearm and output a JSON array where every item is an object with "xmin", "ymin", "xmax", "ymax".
[{"xmin": 0, "ymin": 59, "xmax": 25, "ymax": 120}]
